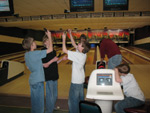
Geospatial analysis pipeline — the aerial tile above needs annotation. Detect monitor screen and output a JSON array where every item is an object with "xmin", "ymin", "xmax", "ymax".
[
  {"xmin": 0, "ymin": 0, "xmax": 14, "ymax": 16},
  {"xmin": 97, "ymin": 73, "xmax": 112, "ymax": 86},
  {"xmin": 70, "ymin": 0, "xmax": 94, "ymax": 12},
  {"xmin": 103, "ymin": 0, "xmax": 128, "ymax": 11}
]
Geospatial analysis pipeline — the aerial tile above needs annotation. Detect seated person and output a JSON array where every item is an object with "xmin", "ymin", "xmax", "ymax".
[{"xmin": 114, "ymin": 64, "xmax": 145, "ymax": 113}]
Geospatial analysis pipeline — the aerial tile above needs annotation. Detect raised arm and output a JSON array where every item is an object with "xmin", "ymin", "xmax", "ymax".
[
  {"xmin": 114, "ymin": 68, "xmax": 122, "ymax": 83},
  {"xmin": 45, "ymin": 30, "xmax": 53, "ymax": 53},
  {"xmin": 62, "ymin": 32, "xmax": 68, "ymax": 54},
  {"xmin": 68, "ymin": 29, "xmax": 77, "ymax": 48}
]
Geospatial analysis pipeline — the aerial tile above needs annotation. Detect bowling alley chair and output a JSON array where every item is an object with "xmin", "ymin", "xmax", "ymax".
[
  {"xmin": 124, "ymin": 103, "xmax": 150, "ymax": 113},
  {"xmin": 79, "ymin": 100, "xmax": 102, "ymax": 113}
]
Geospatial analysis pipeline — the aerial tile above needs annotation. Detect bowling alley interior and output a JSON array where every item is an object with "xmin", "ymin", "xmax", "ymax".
[{"xmin": 0, "ymin": 0, "xmax": 150, "ymax": 113}]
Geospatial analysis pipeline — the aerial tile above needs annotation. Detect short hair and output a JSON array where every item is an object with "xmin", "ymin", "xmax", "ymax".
[
  {"xmin": 42, "ymin": 35, "xmax": 48, "ymax": 47},
  {"xmin": 22, "ymin": 37, "xmax": 34, "ymax": 51},
  {"xmin": 116, "ymin": 64, "xmax": 130, "ymax": 74},
  {"xmin": 81, "ymin": 41, "xmax": 91, "ymax": 54},
  {"xmin": 80, "ymin": 34, "xmax": 87, "ymax": 41}
]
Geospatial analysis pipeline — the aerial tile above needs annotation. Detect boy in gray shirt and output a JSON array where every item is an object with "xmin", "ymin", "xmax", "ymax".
[{"xmin": 114, "ymin": 64, "xmax": 145, "ymax": 113}]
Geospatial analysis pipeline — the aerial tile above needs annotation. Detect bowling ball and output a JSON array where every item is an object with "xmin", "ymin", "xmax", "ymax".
[
  {"xmin": 97, "ymin": 62, "xmax": 105, "ymax": 69},
  {"xmin": 98, "ymin": 65, "xmax": 105, "ymax": 69}
]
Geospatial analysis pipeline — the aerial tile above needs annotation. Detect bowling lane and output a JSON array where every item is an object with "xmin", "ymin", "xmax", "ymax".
[
  {"xmin": 86, "ymin": 47, "xmax": 96, "ymax": 65},
  {"xmin": 0, "ymin": 51, "xmax": 25, "ymax": 62},
  {"xmin": 1, "ymin": 45, "xmax": 150, "ymax": 100},
  {"xmin": 59, "ymin": 46, "xmax": 97, "ymax": 65},
  {"xmin": 0, "ymin": 46, "xmax": 62, "ymax": 64},
  {"xmin": 95, "ymin": 45, "xmax": 150, "ymax": 65},
  {"xmin": 120, "ymin": 47, "xmax": 150, "ymax": 64},
  {"xmin": 125, "ymin": 46, "xmax": 150, "ymax": 58}
]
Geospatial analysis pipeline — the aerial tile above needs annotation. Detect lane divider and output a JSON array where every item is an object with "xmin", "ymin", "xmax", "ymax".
[{"xmin": 120, "ymin": 46, "xmax": 150, "ymax": 62}]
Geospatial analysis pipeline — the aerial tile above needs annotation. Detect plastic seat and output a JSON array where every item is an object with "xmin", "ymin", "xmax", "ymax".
[{"xmin": 79, "ymin": 100, "xmax": 102, "ymax": 113}]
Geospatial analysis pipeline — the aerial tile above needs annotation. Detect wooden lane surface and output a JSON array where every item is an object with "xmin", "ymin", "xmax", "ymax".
[
  {"xmin": 0, "ymin": 46, "xmax": 74, "ymax": 66},
  {"xmin": 0, "ymin": 65, "xmax": 31, "ymax": 96},
  {"xmin": 125, "ymin": 46, "xmax": 150, "ymax": 58},
  {"xmin": 129, "ymin": 65, "xmax": 150, "ymax": 100},
  {"xmin": 0, "ymin": 47, "xmax": 44, "ymax": 63},
  {"xmin": 0, "ymin": 46, "xmax": 97, "ymax": 98},
  {"xmin": 120, "ymin": 47, "xmax": 150, "ymax": 64},
  {"xmin": 59, "ymin": 46, "xmax": 96, "ymax": 65},
  {"xmin": 121, "ymin": 50, "xmax": 150, "ymax": 64},
  {"xmin": 86, "ymin": 47, "xmax": 96, "ymax": 65},
  {"xmin": 0, "ymin": 46, "xmax": 150, "ymax": 100},
  {"xmin": 96, "ymin": 45, "xmax": 128, "ymax": 64},
  {"xmin": 0, "ymin": 64, "xmax": 150, "ymax": 99},
  {"xmin": 96, "ymin": 45, "xmax": 150, "ymax": 64},
  {"xmin": 0, "ymin": 46, "xmax": 62, "ymax": 65}
]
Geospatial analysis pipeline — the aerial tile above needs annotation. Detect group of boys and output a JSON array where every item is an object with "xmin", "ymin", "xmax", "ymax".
[
  {"xmin": 22, "ymin": 29, "xmax": 145, "ymax": 113},
  {"xmin": 22, "ymin": 29, "xmax": 90, "ymax": 113}
]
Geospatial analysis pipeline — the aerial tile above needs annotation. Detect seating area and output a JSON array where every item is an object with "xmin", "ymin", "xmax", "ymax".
[
  {"xmin": 79, "ymin": 100, "xmax": 102, "ymax": 113},
  {"xmin": 79, "ymin": 100, "xmax": 150, "ymax": 113}
]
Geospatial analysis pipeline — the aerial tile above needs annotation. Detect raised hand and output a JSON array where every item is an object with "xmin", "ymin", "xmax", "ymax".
[
  {"xmin": 62, "ymin": 32, "xmax": 66, "ymax": 40},
  {"xmin": 45, "ymin": 30, "xmax": 51, "ymax": 39},
  {"xmin": 68, "ymin": 29, "xmax": 72, "ymax": 34}
]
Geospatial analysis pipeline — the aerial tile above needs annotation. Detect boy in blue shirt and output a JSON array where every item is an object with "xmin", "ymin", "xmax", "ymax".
[{"xmin": 22, "ymin": 30, "xmax": 58, "ymax": 113}]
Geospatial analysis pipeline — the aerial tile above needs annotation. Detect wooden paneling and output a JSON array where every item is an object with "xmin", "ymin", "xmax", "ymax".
[
  {"xmin": 0, "ymin": 35, "xmax": 43, "ymax": 45},
  {"xmin": 0, "ymin": 17, "xmax": 150, "ymax": 31},
  {"xmin": 0, "ymin": 0, "xmax": 150, "ymax": 32}
]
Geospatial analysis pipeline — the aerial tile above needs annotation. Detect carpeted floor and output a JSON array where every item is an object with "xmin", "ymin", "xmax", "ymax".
[
  {"xmin": 0, "ymin": 105, "xmax": 69, "ymax": 113},
  {"xmin": 0, "ymin": 94, "xmax": 69, "ymax": 110},
  {"xmin": 0, "ymin": 106, "xmax": 31, "ymax": 113},
  {"xmin": 0, "ymin": 94, "xmax": 69, "ymax": 113},
  {"xmin": 0, "ymin": 106, "xmax": 118, "ymax": 113}
]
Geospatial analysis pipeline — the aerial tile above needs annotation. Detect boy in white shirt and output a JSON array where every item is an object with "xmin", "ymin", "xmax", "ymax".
[
  {"xmin": 114, "ymin": 64, "xmax": 145, "ymax": 113},
  {"xmin": 62, "ymin": 32, "xmax": 90, "ymax": 113}
]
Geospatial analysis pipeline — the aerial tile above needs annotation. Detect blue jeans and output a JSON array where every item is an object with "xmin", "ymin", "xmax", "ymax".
[
  {"xmin": 30, "ymin": 82, "xmax": 44, "ymax": 113},
  {"xmin": 108, "ymin": 54, "xmax": 122, "ymax": 69},
  {"xmin": 45, "ymin": 80, "xmax": 58, "ymax": 113},
  {"xmin": 115, "ymin": 97, "xmax": 145, "ymax": 113},
  {"xmin": 68, "ymin": 83, "xmax": 84, "ymax": 113}
]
